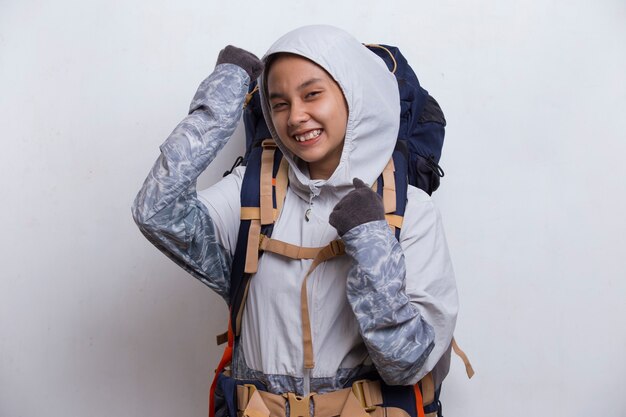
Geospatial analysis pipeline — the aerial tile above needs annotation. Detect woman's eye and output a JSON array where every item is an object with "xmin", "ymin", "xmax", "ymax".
[
  {"xmin": 306, "ymin": 91, "xmax": 322, "ymax": 99},
  {"xmin": 272, "ymin": 102, "xmax": 287, "ymax": 111}
]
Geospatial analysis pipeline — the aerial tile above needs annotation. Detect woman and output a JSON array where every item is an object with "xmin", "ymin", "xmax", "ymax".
[{"xmin": 133, "ymin": 25, "xmax": 458, "ymax": 417}]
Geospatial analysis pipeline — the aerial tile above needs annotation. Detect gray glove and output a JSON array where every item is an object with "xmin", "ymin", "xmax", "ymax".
[
  {"xmin": 329, "ymin": 178, "xmax": 385, "ymax": 236},
  {"xmin": 216, "ymin": 45, "xmax": 264, "ymax": 81}
]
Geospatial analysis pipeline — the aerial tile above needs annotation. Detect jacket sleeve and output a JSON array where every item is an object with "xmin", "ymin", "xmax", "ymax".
[
  {"xmin": 343, "ymin": 187, "xmax": 458, "ymax": 385},
  {"xmin": 131, "ymin": 63, "xmax": 250, "ymax": 303}
]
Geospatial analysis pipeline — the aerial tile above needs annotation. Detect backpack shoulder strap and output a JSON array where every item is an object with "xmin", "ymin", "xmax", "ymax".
[
  {"xmin": 229, "ymin": 139, "xmax": 286, "ymax": 337},
  {"xmin": 376, "ymin": 144, "xmax": 409, "ymax": 240}
]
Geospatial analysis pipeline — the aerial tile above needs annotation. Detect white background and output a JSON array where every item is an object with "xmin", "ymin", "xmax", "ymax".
[{"xmin": 1, "ymin": 1, "xmax": 625, "ymax": 416}]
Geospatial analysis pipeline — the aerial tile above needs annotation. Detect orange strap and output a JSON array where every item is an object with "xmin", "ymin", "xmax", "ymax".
[{"xmin": 413, "ymin": 383, "xmax": 425, "ymax": 417}]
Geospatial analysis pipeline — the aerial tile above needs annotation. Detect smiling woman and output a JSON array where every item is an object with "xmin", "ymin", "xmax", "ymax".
[
  {"xmin": 133, "ymin": 25, "xmax": 458, "ymax": 417},
  {"xmin": 266, "ymin": 53, "xmax": 349, "ymax": 180}
]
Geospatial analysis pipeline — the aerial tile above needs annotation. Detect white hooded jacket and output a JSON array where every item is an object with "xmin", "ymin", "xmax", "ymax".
[{"xmin": 133, "ymin": 25, "xmax": 458, "ymax": 396}]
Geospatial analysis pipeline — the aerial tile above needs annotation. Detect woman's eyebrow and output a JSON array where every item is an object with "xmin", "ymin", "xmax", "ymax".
[
  {"xmin": 269, "ymin": 78, "xmax": 324, "ymax": 100},
  {"xmin": 297, "ymin": 78, "xmax": 324, "ymax": 91}
]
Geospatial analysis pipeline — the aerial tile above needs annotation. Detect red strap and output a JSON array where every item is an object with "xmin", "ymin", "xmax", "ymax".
[
  {"xmin": 413, "ymin": 384, "xmax": 425, "ymax": 417},
  {"xmin": 208, "ymin": 321, "xmax": 234, "ymax": 417}
]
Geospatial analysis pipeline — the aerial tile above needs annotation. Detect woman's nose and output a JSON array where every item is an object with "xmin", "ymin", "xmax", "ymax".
[{"xmin": 287, "ymin": 101, "xmax": 309, "ymax": 127}]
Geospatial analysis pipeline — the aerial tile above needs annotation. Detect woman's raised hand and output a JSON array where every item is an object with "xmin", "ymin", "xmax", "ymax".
[
  {"xmin": 216, "ymin": 45, "xmax": 264, "ymax": 81},
  {"xmin": 329, "ymin": 178, "xmax": 385, "ymax": 236}
]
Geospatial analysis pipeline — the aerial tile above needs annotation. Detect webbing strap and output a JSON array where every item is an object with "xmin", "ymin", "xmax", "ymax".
[
  {"xmin": 236, "ymin": 379, "xmax": 383, "ymax": 417},
  {"xmin": 381, "ymin": 158, "xmax": 397, "ymax": 236},
  {"xmin": 241, "ymin": 207, "xmax": 278, "ymax": 221},
  {"xmin": 260, "ymin": 141, "xmax": 276, "ymax": 225},
  {"xmin": 244, "ymin": 219, "xmax": 261, "ymax": 273},
  {"xmin": 215, "ymin": 331, "xmax": 228, "ymax": 346},
  {"xmin": 300, "ymin": 240, "xmax": 345, "ymax": 369},
  {"xmin": 275, "ymin": 157, "xmax": 289, "ymax": 218},
  {"xmin": 382, "ymin": 158, "xmax": 396, "ymax": 214},
  {"xmin": 420, "ymin": 373, "xmax": 435, "ymax": 408},
  {"xmin": 242, "ymin": 389, "xmax": 271, "ymax": 417},
  {"xmin": 253, "ymin": 234, "xmax": 345, "ymax": 370},
  {"xmin": 452, "ymin": 337, "xmax": 475, "ymax": 379},
  {"xmin": 339, "ymin": 392, "xmax": 370, "ymax": 417},
  {"xmin": 237, "ymin": 385, "xmax": 287, "ymax": 417},
  {"xmin": 241, "ymin": 151, "xmax": 288, "ymax": 223},
  {"xmin": 385, "ymin": 214, "xmax": 403, "ymax": 229},
  {"xmin": 208, "ymin": 321, "xmax": 234, "ymax": 417},
  {"xmin": 243, "ymin": 85, "xmax": 259, "ymax": 109},
  {"xmin": 259, "ymin": 236, "xmax": 329, "ymax": 260},
  {"xmin": 235, "ymin": 279, "xmax": 252, "ymax": 337},
  {"xmin": 413, "ymin": 383, "xmax": 425, "ymax": 417}
]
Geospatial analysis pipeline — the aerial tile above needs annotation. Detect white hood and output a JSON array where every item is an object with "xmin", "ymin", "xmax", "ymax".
[{"xmin": 259, "ymin": 25, "xmax": 400, "ymax": 199}]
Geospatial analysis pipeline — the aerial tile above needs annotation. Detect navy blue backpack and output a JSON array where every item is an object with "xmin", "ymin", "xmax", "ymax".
[{"xmin": 236, "ymin": 44, "xmax": 446, "ymax": 195}]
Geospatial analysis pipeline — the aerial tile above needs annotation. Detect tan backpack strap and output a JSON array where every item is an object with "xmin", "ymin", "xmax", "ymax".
[
  {"xmin": 380, "ymin": 158, "xmax": 403, "ymax": 235},
  {"xmin": 300, "ymin": 240, "xmax": 345, "ymax": 369},
  {"xmin": 275, "ymin": 157, "xmax": 289, "ymax": 219},
  {"xmin": 241, "ymin": 145, "xmax": 287, "ymax": 224},
  {"xmin": 260, "ymin": 140, "xmax": 276, "ymax": 225},
  {"xmin": 241, "ymin": 139, "xmax": 284, "ymax": 273},
  {"xmin": 419, "ymin": 372, "xmax": 435, "ymax": 407},
  {"xmin": 374, "ymin": 158, "xmax": 402, "ymax": 234},
  {"xmin": 238, "ymin": 384, "xmax": 271, "ymax": 417},
  {"xmin": 385, "ymin": 214, "xmax": 404, "ymax": 229},
  {"xmin": 351, "ymin": 379, "xmax": 381, "ymax": 412},
  {"xmin": 248, "ymin": 234, "xmax": 346, "ymax": 369},
  {"xmin": 240, "ymin": 207, "xmax": 279, "ymax": 221},
  {"xmin": 382, "ymin": 158, "xmax": 396, "ymax": 214},
  {"xmin": 339, "ymin": 392, "xmax": 370, "ymax": 417},
  {"xmin": 243, "ymin": 85, "xmax": 259, "ymax": 109},
  {"xmin": 365, "ymin": 44, "xmax": 398, "ymax": 74},
  {"xmin": 244, "ymin": 219, "xmax": 261, "ymax": 274},
  {"xmin": 451, "ymin": 337, "xmax": 475, "ymax": 379},
  {"xmin": 259, "ymin": 236, "xmax": 326, "ymax": 260},
  {"xmin": 234, "ymin": 278, "xmax": 252, "ymax": 337}
]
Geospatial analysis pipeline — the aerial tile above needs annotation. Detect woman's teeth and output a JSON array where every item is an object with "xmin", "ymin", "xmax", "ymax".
[{"xmin": 294, "ymin": 129, "xmax": 322, "ymax": 142}]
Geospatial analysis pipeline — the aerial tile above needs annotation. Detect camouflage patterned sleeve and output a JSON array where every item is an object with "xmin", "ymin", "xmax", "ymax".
[
  {"xmin": 131, "ymin": 64, "xmax": 250, "ymax": 303},
  {"xmin": 342, "ymin": 219, "xmax": 436, "ymax": 385}
]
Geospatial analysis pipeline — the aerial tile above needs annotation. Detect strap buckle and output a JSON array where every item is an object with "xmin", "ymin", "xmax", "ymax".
[
  {"xmin": 351, "ymin": 380, "xmax": 376, "ymax": 412},
  {"xmin": 261, "ymin": 138, "xmax": 277, "ymax": 149},
  {"xmin": 242, "ymin": 384, "xmax": 258, "ymax": 403},
  {"xmin": 285, "ymin": 392, "xmax": 313, "ymax": 417}
]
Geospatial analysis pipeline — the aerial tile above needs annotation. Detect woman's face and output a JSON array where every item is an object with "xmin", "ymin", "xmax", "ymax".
[{"xmin": 266, "ymin": 54, "xmax": 348, "ymax": 180}]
